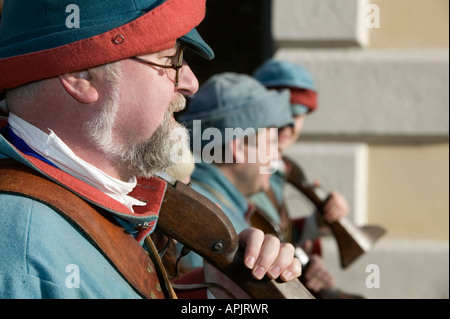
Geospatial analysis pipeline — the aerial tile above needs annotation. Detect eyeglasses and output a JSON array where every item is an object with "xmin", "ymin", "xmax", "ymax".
[{"xmin": 130, "ymin": 45, "xmax": 185, "ymax": 87}]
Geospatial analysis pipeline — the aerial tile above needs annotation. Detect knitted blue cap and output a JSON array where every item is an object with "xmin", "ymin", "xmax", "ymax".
[
  {"xmin": 253, "ymin": 59, "xmax": 316, "ymax": 91},
  {"xmin": 178, "ymin": 72, "xmax": 294, "ymax": 149},
  {"xmin": 0, "ymin": 0, "xmax": 213, "ymax": 92},
  {"xmin": 253, "ymin": 59, "xmax": 318, "ymax": 115}
]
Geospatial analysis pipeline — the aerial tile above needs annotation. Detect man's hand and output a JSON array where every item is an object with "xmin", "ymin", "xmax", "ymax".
[
  {"xmin": 322, "ymin": 191, "xmax": 349, "ymax": 224},
  {"xmin": 204, "ymin": 227, "xmax": 302, "ymax": 298},
  {"xmin": 303, "ymin": 254, "xmax": 335, "ymax": 292},
  {"xmin": 239, "ymin": 228, "xmax": 301, "ymax": 281}
]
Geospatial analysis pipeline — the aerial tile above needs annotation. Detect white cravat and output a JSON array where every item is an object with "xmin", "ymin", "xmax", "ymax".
[{"xmin": 8, "ymin": 113, "xmax": 145, "ymax": 212}]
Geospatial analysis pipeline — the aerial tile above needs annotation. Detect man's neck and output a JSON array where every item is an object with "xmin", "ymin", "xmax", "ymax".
[{"xmin": 7, "ymin": 113, "xmax": 144, "ymax": 210}]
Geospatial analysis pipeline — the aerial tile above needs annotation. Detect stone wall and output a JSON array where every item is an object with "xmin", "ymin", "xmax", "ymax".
[{"xmin": 272, "ymin": 0, "xmax": 449, "ymax": 298}]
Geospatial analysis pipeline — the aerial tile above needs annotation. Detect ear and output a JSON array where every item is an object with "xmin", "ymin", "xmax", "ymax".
[
  {"xmin": 59, "ymin": 71, "xmax": 99, "ymax": 103},
  {"xmin": 230, "ymin": 138, "xmax": 246, "ymax": 164}
]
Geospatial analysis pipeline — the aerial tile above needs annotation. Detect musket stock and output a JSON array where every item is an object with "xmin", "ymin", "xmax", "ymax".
[
  {"xmin": 247, "ymin": 204, "xmax": 365, "ymax": 299},
  {"xmin": 282, "ymin": 156, "xmax": 386, "ymax": 268},
  {"xmin": 155, "ymin": 172, "xmax": 314, "ymax": 299}
]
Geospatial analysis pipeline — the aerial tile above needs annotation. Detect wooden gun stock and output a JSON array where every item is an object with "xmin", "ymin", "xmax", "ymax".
[
  {"xmin": 246, "ymin": 204, "xmax": 364, "ymax": 299},
  {"xmin": 155, "ymin": 172, "xmax": 314, "ymax": 299},
  {"xmin": 282, "ymin": 156, "xmax": 386, "ymax": 268}
]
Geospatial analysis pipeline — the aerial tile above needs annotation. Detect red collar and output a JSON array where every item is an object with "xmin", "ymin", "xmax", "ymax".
[
  {"xmin": 24, "ymin": 153, "xmax": 167, "ymax": 242},
  {"xmin": 1, "ymin": 118, "xmax": 167, "ymax": 240},
  {"xmin": 24, "ymin": 153, "xmax": 167, "ymax": 217}
]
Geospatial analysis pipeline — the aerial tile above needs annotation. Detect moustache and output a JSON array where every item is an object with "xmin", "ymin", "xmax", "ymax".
[{"xmin": 168, "ymin": 94, "xmax": 187, "ymax": 114}]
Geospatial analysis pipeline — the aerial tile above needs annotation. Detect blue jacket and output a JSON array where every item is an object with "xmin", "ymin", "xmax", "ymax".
[
  {"xmin": 180, "ymin": 161, "xmax": 251, "ymax": 269},
  {"xmin": 250, "ymin": 171, "xmax": 286, "ymax": 225},
  {"xmin": 0, "ymin": 121, "xmax": 166, "ymax": 298},
  {"xmin": 249, "ymin": 161, "xmax": 322, "ymax": 254}
]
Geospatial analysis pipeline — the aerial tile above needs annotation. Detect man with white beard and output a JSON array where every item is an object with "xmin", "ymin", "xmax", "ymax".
[{"xmin": 0, "ymin": 0, "xmax": 301, "ymax": 299}]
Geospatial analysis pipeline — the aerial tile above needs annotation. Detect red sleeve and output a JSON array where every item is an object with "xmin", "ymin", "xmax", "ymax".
[
  {"xmin": 292, "ymin": 217, "xmax": 322, "ymax": 256},
  {"xmin": 291, "ymin": 217, "xmax": 307, "ymax": 235},
  {"xmin": 171, "ymin": 267, "xmax": 208, "ymax": 299}
]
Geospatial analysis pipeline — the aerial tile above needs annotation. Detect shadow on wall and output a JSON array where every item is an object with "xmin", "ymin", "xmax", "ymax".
[{"xmin": 322, "ymin": 237, "xmax": 449, "ymax": 299}]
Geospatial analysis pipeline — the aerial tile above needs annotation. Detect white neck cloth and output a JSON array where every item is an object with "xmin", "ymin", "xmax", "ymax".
[{"xmin": 8, "ymin": 113, "xmax": 145, "ymax": 212}]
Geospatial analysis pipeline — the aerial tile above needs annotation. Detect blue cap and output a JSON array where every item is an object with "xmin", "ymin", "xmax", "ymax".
[
  {"xmin": 253, "ymin": 59, "xmax": 316, "ymax": 91},
  {"xmin": 180, "ymin": 28, "xmax": 214, "ymax": 60},
  {"xmin": 253, "ymin": 59, "xmax": 317, "ymax": 115},
  {"xmin": 0, "ymin": 0, "xmax": 213, "ymax": 91},
  {"xmin": 178, "ymin": 72, "xmax": 294, "ymax": 149}
]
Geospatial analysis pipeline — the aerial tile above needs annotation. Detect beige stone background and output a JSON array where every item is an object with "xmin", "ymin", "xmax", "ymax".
[
  {"xmin": 275, "ymin": 0, "xmax": 449, "ymax": 298},
  {"xmin": 366, "ymin": 0, "xmax": 448, "ymax": 241},
  {"xmin": 1, "ymin": 0, "xmax": 446, "ymax": 300}
]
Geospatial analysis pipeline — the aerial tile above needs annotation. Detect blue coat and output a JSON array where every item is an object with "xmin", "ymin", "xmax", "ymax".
[
  {"xmin": 180, "ymin": 161, "xmax": 251, "ymax": 269},
  {"xmin": 249, "ymin": 171, "xmax": 286, "ymax": 225},
  {"xmin": 0, "ymin": 123, "xmax": 165, "ymax": 298}
]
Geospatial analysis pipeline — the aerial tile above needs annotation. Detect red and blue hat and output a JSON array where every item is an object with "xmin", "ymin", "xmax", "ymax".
[
  {"xmin": 178, "ymin": 72, "xmax": 294, "ymax": 150},
  {"xmin": 253, "ymin": 59, "xmax": 318, "ymax": 115},
  {"xmin": 0, "ymin": 0, "xmax": 214, "ymax": 93}
]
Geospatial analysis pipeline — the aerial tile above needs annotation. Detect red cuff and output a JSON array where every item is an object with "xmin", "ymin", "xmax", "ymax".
[{"xmin": 171, "ymin": 267, "xmax": 208, "ymax": 299}]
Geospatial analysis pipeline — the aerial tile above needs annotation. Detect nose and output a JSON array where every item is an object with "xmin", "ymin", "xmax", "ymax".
[{"xmin": 176, "ymin": 61, "xmax": 199, "ymax": 95}]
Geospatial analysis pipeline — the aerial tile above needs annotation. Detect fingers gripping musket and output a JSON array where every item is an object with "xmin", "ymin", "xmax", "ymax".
[
  {"xmin": 155, "ymin": 172, "xmax": 314, "ymax": 299},
  {"xmin": 282, "ymin": 156, "xmax": 386, "ymax": 268}
]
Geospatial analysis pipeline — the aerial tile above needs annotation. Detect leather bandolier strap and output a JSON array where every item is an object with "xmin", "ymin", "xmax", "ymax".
[{"xmin": 0, "ymin": 158, "xmax": 175, "ymax": 299}]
